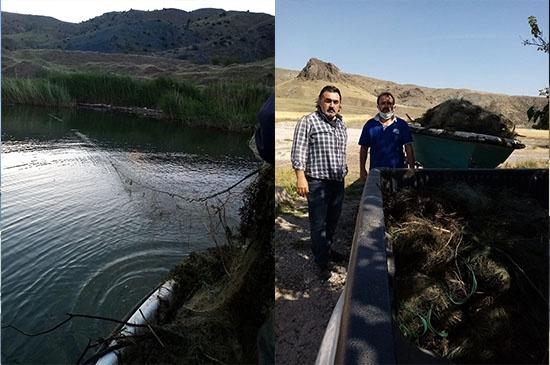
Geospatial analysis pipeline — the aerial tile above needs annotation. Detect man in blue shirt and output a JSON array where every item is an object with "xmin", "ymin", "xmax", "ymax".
[{"xmin": 359, "ymin": 92, "xmax": 415, "ymax": 179}]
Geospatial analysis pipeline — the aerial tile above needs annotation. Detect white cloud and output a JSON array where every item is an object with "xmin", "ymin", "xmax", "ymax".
[{"xmin": 1, "ymin": 0, "xmax": 274, "ymax": 23}]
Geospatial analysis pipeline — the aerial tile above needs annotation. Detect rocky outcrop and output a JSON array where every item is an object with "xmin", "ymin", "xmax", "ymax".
[{"xmin": 297, "ymin": 58, "xmax": 346, "ymax": 82}]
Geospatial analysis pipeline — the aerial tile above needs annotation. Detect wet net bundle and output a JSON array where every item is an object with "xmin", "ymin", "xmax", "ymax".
[
  {"xmin": 383, "ymin": 182, "xmax": 548, "ymax": 364},
  {"xmin": 415, "ymin": 99, "xmax": 517, "ymax": 138},
  {"xmin": 119, "ymin": 165, "xmax": 274, "ymax": 364}
]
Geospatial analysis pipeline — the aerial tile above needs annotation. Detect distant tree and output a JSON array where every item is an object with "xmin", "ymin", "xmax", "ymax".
[{"xmin": 523, "ymin": 16, "xmax": 549, "ymax": 129}]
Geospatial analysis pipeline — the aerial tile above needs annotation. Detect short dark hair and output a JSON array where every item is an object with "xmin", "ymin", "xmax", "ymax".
[
  {"xmin": 377, "ymin": 92, "xmax": 395, "ymax": 105},
  {"xmin": 318, "ymin": 85, "xmax": 342, "ymax": 101}
]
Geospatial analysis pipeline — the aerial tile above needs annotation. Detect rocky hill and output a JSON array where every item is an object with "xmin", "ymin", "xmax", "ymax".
[
  {"xmin": 1, "ymin": 9, "xmax": 274, "ymax": 64},
  {"xmin": 297, "ymin": 58, "xmax": 347, "ymax": 83},
  {"xmin": 276, "ymin": 58, "xmax": 547, "ymax": 127}
]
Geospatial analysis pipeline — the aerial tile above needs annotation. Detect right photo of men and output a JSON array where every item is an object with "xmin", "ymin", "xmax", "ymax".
[{"xmin": 274, "ymin": 0, "xmax": 549, "ymax": 364}]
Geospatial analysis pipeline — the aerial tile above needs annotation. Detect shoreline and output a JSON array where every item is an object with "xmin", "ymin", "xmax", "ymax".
[{"xmin": 2, "ymin": 102, "xmax": 260, "ymax": 133}]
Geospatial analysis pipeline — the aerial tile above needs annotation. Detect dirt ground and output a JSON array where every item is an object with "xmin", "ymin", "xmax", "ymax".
[{"xmin": 274, "ymin": 121, "xmax": 548, "ymax": 364}]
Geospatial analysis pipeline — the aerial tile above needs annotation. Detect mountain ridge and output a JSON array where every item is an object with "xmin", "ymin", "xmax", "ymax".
[
  {"xmin": 276, "ymin": 59, "xmax": 547, "ymax": 126},
  {"xmin": 1, "ymin": 9, "xmax": 274, "ymax": 64}
]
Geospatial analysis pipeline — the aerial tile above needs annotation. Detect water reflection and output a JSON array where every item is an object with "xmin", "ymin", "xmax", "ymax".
[{"xmin": 1, "ymin": 105, "xmax": 259, "ymax": 364}]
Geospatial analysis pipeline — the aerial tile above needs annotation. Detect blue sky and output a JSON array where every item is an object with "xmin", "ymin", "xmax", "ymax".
[{"xmin": 276, "ymin": 0, "xmax": 549, "ymax": 96}]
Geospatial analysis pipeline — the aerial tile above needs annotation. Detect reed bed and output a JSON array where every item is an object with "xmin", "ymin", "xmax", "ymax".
[
  {"xmin": 2, "ymin": 73, "xmax": 271, "ymax": 131},
  {"xmin": 1, "ymin": 78, "xmax": 74, "ymax": 107},
  {"xmin": 201, "ymin": 82, "xmax": 271, "ymax": 129}
]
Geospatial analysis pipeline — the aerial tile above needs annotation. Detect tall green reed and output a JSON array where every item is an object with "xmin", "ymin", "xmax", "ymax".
[
  {"xmin": 2, "ymin": 72, "xmax": 271, "ymax": 131},
  {"xmin": 2, "ymin": 78, "xmax": 73, "ymax": 107}
]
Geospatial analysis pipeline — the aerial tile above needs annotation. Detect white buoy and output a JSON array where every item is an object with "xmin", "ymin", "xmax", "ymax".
[{"xmin": 95, "ymin": 279, "xmax": 176, "ymax": 365}]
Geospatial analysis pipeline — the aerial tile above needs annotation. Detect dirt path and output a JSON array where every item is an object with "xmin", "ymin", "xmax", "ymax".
[
  {"xmin": 274, "ymin": 185, "xmax": 361, "ymax": 364},
  {"xmin": 274, "ymin": 121, "xmax": 548, "ymax": 364}
]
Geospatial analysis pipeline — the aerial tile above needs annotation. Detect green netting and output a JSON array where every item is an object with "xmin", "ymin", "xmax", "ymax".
[
  {"xmin": 415, "ymin": 99, "xmax": 517, "ymax": 138},
  {"xmin": 384, "ymin": 182, "xmax": 548, "ymax": 364}
]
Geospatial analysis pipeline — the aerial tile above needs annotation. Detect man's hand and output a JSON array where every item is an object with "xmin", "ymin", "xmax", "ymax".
[
  {"xmin": 405, "ymin": 144, "xmax": 415, "ymax": 169},
  {"xmin": 359, "ymin": 145, "xmax": 369, "ymax": 181},
  {"xmin": 359, "ymin": 168, "xmax": 368, "ymax": 181},
  {"xmin": 296, "ymin": 174, "xmax": 309, "ymax": 196},
  {"xmin": 295, "ymin": 170, "xmax": 309, "ymax": 196}
]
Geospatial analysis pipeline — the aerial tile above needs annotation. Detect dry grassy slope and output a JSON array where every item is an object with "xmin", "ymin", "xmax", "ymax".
[
  {"xmin": 2, "ymin": 49, "xmax": 274, "ymax": 85},
  {"xmin": 276, "ymin": 67, "xmax": 547, "ymax": 127},
  {"xmin": 2, "ymin": 9, "xmax": 274, "ymax": 64}
]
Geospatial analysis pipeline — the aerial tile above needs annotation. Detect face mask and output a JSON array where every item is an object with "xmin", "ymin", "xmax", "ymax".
[{"xmin": 379, "ymin": 111, "xmax": 394, "ymax": 120}]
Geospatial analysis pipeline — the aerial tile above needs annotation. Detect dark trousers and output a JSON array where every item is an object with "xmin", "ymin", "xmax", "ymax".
[{"xmin": 306, "ymin": 177, "xmax": 345, "ymax": 267}]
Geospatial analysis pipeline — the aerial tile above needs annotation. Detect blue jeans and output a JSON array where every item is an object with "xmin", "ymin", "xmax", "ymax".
[{"xmin": 306, "ymin": 178, "xmax": 344, "ymax": 267}]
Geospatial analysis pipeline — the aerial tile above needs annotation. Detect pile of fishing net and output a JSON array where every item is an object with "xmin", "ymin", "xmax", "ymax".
[
  {"xmin": 123, "ymin": 165, "xmax": 274, "ymax": 364},
  {"xmin": 415, "ymin": 99, "xmax": 517, "ymax": 138},
  {"xmin": 383, "ymin": 182, "xmax": 548, "ymax": 364}
]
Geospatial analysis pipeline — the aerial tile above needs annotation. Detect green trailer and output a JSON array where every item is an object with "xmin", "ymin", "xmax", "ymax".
[{"xmin": 409, "ymin": 124, "xmax": 525, "ymax": 168}]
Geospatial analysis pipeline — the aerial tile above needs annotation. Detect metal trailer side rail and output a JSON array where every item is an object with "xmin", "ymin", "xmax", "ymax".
[
  {"xmin": 334, "ymin": 169, "xmax": 396, "ymax": 364},
  {"xmin": 326, "ymin": 168, "xmax": 548, "ymax": 365}
]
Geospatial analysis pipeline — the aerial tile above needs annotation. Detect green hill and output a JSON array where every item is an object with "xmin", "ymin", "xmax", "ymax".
[{"xmin": 1, "ymin": 9, "xmax": 274, "ymax": 64}]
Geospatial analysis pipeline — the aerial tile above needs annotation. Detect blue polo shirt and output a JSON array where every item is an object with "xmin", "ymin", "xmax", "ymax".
[{"xmin": 358, "ymin": 116, "xmax": 413, "ymax": 170}]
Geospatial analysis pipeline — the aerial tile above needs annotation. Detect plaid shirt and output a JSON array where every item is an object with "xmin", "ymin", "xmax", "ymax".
[{"xmin": 291, "ymin": 111, "xmax": 347, "ymax": 180}]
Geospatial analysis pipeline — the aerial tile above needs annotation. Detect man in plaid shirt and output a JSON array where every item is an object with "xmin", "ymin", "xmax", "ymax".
[{"xmin": 291, "ymin": 85, "xmax": 347, "ymax": 280}]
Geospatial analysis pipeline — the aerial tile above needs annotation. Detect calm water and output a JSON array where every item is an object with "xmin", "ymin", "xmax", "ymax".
[{"xmin": 1, "ymin": 106, "xmax": 259, "ymax": 364}]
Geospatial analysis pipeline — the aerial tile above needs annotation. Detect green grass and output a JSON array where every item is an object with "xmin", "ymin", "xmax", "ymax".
[
  {"xmin": 45, "ymin": 73, "xmax": 204, "ymax": 108},
  {"xmin": 275, "ymin": 165, "xmax": 298, "ymax": 198},
  {"xmin": 1, "ymin": 78, "xmax": 74, "ymax": 107},
  {"xmin": 201, "ymin": 82, "xmax": 271, "ymax": 130},
  {"xmin": 158, "ymin": 89, "xmax": 203, "ymax": 121},
  {"xmin": 2, "ymin": 72, "xmax": 271, "ymax": 131}
]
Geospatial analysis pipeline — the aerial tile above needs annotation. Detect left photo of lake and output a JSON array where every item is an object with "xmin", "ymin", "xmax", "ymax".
[{"xmin": 1, "ymin": 2, "xmax": 275, "ymax": 364}]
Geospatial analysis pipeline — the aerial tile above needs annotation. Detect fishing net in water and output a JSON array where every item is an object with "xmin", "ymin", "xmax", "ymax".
[
  {"xmin": 72, "ymin": 129, "xmax": 257, "ymax": 245},
  {"xmin": 383, "ymin": 182, "xmax": 548, "ymax": 364},
  {"xmin": 415, "ymin": 99, "xmax": 517, "ymax": 138}
]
